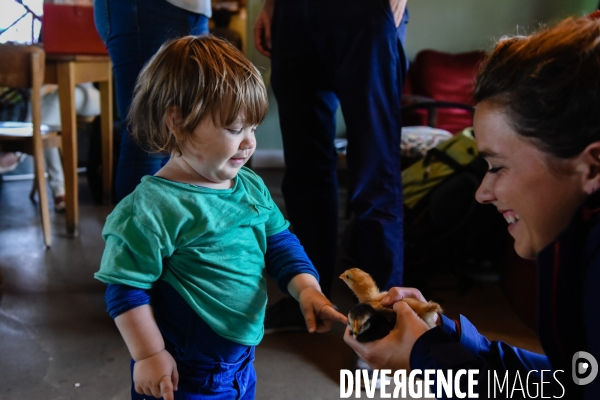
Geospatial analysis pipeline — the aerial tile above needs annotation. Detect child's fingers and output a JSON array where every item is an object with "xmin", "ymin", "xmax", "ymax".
[
  {"xmin": 302, "ymin": 309, "xmax": 317, "ymax": 333},
  {"xmin": 158, "ymin": 375, "xmax": 175, "ymax": 400},
  {"xmin": 312, "ymin": 305, "xmax": 346, "ymax": 333},
  {"xmin": 143, "ymin": 386, "xmax": 153, "ymax": 397},
  {"xmin": 299, "ymin": 302, "xmax": 319, "ymax": 333},
  {"xmin": 134, "ymin": 384, "xmax": 144, "ymax": 395},
  {"xmin": 172, "ymin": 365, "xmax": 179, "ymax": 392},
  {"xmin": 321, "ymin": 304, "xmax": 348, "ymax": 324}
]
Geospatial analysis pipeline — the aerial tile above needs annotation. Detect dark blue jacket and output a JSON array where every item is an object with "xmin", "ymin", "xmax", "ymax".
[{"xmin": 410, "ymin": 191, "xmax": 600, "ymax": 399}]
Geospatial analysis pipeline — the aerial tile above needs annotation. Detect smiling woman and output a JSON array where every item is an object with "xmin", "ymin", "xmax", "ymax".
[
  {"xmin": 473, "ymin": 102, "xmax": 588, "ymax": 259},
  {"xmin": 344, "ymin": 14, "xmax": 600, "ymax": 399}
]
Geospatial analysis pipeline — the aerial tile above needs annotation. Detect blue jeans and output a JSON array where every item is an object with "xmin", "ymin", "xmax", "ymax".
[
  {"xmin": 129, "ymin": 348, "xmax": 256, "ymax": 400},
  {"xmin": 94, "ymin": 0, "xmax": 209, "ymax": 201},
  {"xmin": 270, "ymin": 0, "xmax": 408, "ymax": 291}
]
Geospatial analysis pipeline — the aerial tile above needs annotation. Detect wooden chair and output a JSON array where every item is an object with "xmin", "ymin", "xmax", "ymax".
[{"xmin": 0, "ymin": 44, "xmax": 61, "ymax": 248}]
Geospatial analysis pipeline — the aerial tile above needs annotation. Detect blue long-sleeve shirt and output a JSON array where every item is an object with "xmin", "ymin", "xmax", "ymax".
[{"xmin": 409, "ymin": 191, "xmax": 600, "ymax": 399}]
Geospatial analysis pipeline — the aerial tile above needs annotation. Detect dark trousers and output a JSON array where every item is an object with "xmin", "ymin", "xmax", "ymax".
[
  {"xmin": 271, "ymin": 0, "xmax": 408, "ymax": 292},
  {"xmin": 94, "ymin": 0, "xmax": 209, "ymax": 201}
]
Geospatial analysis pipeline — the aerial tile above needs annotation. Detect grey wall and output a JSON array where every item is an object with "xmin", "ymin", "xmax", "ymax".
[{"xmin": 246, "ymin": 0, "xmax": 598, "ymax": 150}]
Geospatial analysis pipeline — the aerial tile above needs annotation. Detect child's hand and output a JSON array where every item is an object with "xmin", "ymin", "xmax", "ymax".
[
  {"xmin": 298, "ymin": 286, "xmax": 348, "ymax": 333},
  {"xmin": 133, "ymin": 349, "xmax": 179, "ymax": 400}
]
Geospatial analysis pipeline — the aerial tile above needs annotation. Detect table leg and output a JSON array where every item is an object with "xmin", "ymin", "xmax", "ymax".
[
  {"xmin": 56, "ymin": 62, "xmax": 79, "ymax": 236},
  {"xmin": 99, "ymin": 67, "xmax": 113, "ymax": 205}
]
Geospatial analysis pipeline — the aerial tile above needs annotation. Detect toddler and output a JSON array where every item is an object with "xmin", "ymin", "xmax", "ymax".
[{"xmin": 95, "ymin": 35, "xmax": 346, "ymax": 400}]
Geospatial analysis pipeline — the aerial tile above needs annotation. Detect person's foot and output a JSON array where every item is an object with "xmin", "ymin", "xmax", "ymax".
[
  {"xmin": 54, "ymin": 195, "xmax": 66, "ymax": 213},
  {"xmin": 264, "ymin": 297, "xmax": 307, "ymax": 334}
]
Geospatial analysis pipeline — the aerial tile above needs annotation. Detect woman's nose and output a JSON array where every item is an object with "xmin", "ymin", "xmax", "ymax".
[{"xmin": 475, "ymin": 174, "xmax": 496, "ymax": 204}]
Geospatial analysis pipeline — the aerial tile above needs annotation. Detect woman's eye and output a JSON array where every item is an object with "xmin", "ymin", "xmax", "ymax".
[{"xmin": 487, "ymin": 166, "xmax": 503, "ymax": 174}]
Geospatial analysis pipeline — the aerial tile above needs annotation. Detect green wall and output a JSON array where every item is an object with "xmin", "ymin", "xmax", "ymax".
[{"xmin": 247, "ymin": 0, "xmax": 598, "ymax": 150}]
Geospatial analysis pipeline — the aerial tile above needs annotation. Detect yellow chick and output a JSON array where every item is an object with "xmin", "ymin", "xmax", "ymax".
[{"xmin": 339, "ymin": 267, "xmax": 442, "ymax": 328}]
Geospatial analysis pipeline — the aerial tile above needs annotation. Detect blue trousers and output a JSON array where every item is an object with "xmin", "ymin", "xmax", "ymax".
[
  {"xmin": 94, "ymin": 0, "xmax": 208, "ymax": 201},
  {"xmin": 270, "ymin": 0, "xmax": 408, "ymax": 291},
  {"xmin": 125, "ymin": 281, "xmax": 257, "ymax": 399},
  {"xmin": 129, "ymin": 348, "xmax": 256, "ymax": 400}
]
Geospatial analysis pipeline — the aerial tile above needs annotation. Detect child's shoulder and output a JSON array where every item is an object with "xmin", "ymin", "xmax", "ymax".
[
  {"xmin": 109, "ymin": 177, "xmax": 181, "ymax": 218},
  {"xmin": 104, "ymin": 177, "xmax": 189, "ymax": 237}
]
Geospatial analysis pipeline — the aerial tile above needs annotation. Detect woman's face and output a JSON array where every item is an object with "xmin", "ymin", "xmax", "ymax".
[{"xmin": 474, "ymin": 101, "xmax": 587, "ymax": 259}]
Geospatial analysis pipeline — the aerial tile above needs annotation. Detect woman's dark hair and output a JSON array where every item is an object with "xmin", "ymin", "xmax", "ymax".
[{"xmin": 474, "ymin": 16, "xmax": 600, "ymax": 158}]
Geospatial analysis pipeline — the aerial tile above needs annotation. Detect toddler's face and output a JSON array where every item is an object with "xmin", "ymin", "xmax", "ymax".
[{"xmin": 178, "ymin": 113, "xmax": 256, "ymax": 188}]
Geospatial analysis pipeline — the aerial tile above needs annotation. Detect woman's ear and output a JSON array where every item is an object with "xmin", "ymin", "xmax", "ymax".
[
  {"xmin": 165, "ymin": 106, "xmax": 185, "ymax": 141},
  {"xmin": 580, "ymin": 142, "xmax": 600, "ymax": 194}
]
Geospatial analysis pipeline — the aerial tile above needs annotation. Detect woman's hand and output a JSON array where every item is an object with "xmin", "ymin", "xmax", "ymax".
[
  {"xmin": 133, "ymin": 349, "xmax": 179, "ymax": 400},
  {"xmin": 380, "ymin": 286, "xmax": 427, "ymax": 307},
  {"xmin": 298, "ymin": 286, "xmax": 348, "ymax": 333},
  {"xmin": 344, "ymin": 289, "xmax": 432, "ymax": 371}
]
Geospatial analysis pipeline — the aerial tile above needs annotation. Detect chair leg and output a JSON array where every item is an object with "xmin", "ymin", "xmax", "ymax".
[
  {"xmin": 32, "ymin": 148, "xmax": 52, "ymax": 248},
  {"xmin": 30, "ymin": 178, "xmax": 37, "ymax": 202}
]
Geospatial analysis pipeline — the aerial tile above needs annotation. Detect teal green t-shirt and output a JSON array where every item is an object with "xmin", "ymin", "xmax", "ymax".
[{"xmin": 95, "ymin": 167, "xmax": 289, "ymax": 346}]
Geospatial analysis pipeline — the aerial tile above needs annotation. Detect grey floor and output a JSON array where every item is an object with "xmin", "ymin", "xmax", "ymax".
[{"xmin": 0, "ymin": 166, "xmax": 541, "ymax": 400}]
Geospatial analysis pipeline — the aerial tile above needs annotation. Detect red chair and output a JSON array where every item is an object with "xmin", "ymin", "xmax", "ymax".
[{"xmin": 402, "ymin": 49, "xmax": 486, "ymax": 134}]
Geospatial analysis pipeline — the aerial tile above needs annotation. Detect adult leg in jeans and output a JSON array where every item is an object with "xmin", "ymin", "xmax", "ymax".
[
  {"xmin": 333, "ymin": 4, "xmax": 408, "ymax": 289},
  {"xmin": 94, "ymin": 0, "xmax": 209, "ymax": 201},
  {"xmin": 271, "ymin": 0, "xmax": 407, "ymax": 292},
  {"xmin": 271, "ymin": 0, "xmax": 339, "ymax": 297}
]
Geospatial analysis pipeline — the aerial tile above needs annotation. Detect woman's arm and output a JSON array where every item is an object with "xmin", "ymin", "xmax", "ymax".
[{"xmin": 345, "ymin": 298, "xmax": 557, "ymax": 399}]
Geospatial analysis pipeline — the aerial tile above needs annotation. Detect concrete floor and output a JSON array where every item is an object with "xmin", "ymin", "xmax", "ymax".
[{"xmin": 0, "ymin": 167, "xmax": 541, "ymax": 400}]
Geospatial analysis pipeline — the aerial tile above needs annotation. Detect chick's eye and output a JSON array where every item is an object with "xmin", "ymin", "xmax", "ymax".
[
  {"xmin": 345, "ymin": 274, "xmax": 350, "ymax": 279},
  {"xmin": 360, "ymin": 321, "xmax": 370, "ymax": 333}
]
